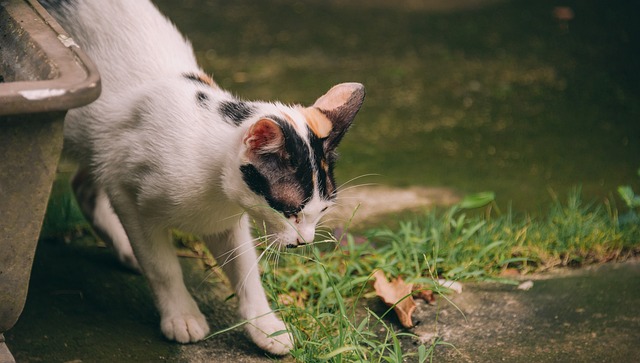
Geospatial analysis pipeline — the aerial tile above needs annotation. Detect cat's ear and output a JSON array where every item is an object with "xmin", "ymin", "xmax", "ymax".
[
  {"xmin": 243, "ymin": 118, "xmax": 284, "ymax": 155},
  {"xmin": 311, "ymin": 82, "xmax": 365, "ymax": 149}
]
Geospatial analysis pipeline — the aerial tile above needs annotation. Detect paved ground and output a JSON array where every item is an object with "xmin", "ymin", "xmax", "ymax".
[
  {"xmin": 5, "ymin": 229, "xmax": 639, "ymax": 362},
  {"xmin": 413, "ymin": 260, "xmax": 640, "ymax": 362}
]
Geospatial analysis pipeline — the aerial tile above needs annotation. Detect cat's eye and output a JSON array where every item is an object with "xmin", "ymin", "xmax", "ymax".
[{"xmin": 321, "ymin": 207, "xmax": 329, "ymax": 213}]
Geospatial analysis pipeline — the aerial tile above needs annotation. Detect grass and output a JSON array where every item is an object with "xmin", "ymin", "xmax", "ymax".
[
  {"xmin": 258, "ymin": 235, "xmax": 445, "ymax": 362},
  {"xmin": 39, "ymin": 173, "xmax": 88, "ymax": 242},
  {"xmin": 242, "ymin": 189, "xmax": 639, "ymax": 361}
]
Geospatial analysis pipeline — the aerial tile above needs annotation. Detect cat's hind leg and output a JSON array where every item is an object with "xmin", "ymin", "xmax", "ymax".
[
  {"xmin": 204, "ymin": 216, "xmax": 293, "ymax": 355},
  {"xmin": 72, "ymin": 168, "xmax": 140, "ymax": 271}
]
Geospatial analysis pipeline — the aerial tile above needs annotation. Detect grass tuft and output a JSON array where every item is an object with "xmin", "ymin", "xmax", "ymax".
[{"xmin": 256, "ymin": 190, "xmax": 640, "ymax": 361}]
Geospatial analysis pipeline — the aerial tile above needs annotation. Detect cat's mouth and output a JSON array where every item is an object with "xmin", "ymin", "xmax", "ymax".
[{"xmin": 285, "ymin": 239, "xmax": 309, "ymax": 249}]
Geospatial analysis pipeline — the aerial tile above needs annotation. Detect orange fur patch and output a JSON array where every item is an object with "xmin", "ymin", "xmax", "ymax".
[
  {"xmin": 299, "ymin": 107, "xmax": 333, "ymax": 138},
  {"xmin": 198, "ymin": 73, "xmax": 218, "ymax": 88}
]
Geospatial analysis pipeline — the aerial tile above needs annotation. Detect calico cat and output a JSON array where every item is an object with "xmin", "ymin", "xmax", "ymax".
[{"xmin": 38, "ymin": 0, "xmax": 364, "ymax": 355}]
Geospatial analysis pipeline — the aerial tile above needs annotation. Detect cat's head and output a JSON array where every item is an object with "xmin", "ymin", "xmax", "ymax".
[{"xmin": 229, "ymin": 83, "xmax": 365, "ymax": 248}]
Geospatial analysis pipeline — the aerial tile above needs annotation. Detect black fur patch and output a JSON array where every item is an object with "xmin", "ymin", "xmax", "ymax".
[
  {"xmin": 196, "ymin": 91, "xmax": 209, "ymax": 107},
  {"xmin": 240, "ymin": 116, "xmax": 315, "ymax": 215},
  {"xmin": 271, "ymin": 116, "xmax": 314, "ymax": 203},
  {"xmin": 240, "ymin": 164, "xmax": 271, "ymax": 204},
  {"xmin": 219, "ymin": 101, "xmax": 255, "ymax": 126},
  {"xmin": 308, "ymin": 130, "xmax": 337, "ymax": 200},
  {"xmin": 240, "ymin": 160, "xmax": 305, "ymax": 216}
]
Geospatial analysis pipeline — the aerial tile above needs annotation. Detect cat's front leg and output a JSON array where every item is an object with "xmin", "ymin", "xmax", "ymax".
[
  {"xmin": 110, "ymin": 197, "xmax": 210, "ymax": 343},
  {"xmin": 204, "ymin": 217, "xmax": 293, "ymax": 355}
]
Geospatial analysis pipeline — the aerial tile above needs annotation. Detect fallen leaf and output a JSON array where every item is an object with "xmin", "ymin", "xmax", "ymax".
[
  {"xmin": 277, "ymin": 291, "xmax": 309, "ymax": 308},
  {"xmin": 372, "ymin": 270, "xmax": 416, "ymax": 328},
  {"xmin": 500, "ymin": 268, "xmax": 520, "ymax": 277},
  {"xmin": 413, "ymin": 286, "xmax": 436, "ymax": 304}
]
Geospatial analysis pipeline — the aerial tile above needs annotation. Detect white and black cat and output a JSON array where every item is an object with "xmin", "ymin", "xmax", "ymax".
[{"xmin": 38, "ymin": 0, "xmax": 364, "ymax": 355}]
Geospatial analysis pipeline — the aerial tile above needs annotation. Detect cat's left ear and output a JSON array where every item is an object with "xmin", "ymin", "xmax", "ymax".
[
  {"xmin": 310, "ymin": 82, "xmax": 365, "ymax": 149},
  {"xmin": 243, "ymin": 118, "xmax": 285, "ymax": 156}
]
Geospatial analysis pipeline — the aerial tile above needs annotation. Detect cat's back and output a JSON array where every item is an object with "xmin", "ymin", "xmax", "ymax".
[
  {"xmin": 37, "ymin": 0, "xmax": 206, "ymax": 165},
  {"xmin": 39, "ymin": 0, "xmax": 198, "ymax": 90}
]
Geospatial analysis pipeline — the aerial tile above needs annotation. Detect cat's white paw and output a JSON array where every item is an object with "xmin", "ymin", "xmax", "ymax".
[
  {"xmin": 245, "ymin": 314, "xmax": 293, "ymax": 355},
  {"xmin": 161, "ymin": 312, "xmax": 210, "ymax": 343}
]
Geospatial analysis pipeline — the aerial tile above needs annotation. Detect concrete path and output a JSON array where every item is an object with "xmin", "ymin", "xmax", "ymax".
[
  {"xmin": 5, "ymin": 234, "xmax": 639, "ymax": 362},
  {"xmin": 415, "ymin": 260, "xmax": 640, "ymax": 362}
]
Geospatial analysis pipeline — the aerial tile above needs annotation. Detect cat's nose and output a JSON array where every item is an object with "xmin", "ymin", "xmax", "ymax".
[
  {"xmin": 285, "ymin": 230, "xmax": 314, "ymax": 248},
  {"xmin": 296, "ymin": 226, "xmax": 315, "ymax": 246}
]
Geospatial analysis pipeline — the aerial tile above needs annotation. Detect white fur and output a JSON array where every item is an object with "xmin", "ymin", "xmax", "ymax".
[{"xmin": 43, "ymin": 0, "xmax": 351, "ymax": 355}]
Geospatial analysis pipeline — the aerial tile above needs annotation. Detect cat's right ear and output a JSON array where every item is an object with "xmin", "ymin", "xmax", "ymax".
[
  {"xmin": 311, "ymin": 82, "xmax": 365, "ymax": 150},
  {"xmin": 243, "ymin": 118, "xmax": 285, "ymax": 155}
]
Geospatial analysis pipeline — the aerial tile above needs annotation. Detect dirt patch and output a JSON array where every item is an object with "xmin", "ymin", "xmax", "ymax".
[{"xmin": 325, "ymin": 185, "xmax": 460, "ymax": 228}]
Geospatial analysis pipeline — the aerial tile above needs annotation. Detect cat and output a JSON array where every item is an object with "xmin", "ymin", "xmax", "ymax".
[{"xmin": 38, "ymin": 0, "xmax": 364, "ymax": 355}]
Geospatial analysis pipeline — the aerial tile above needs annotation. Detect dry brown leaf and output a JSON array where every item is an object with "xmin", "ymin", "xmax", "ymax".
[
  {"xmin": 277, "ymin": 291, "xmax": 309, "ymax": 308},
  {"xmin": 413, "ymin": 286, "xmax": 436, "ymax": 304},
  {"xmin": 372, "ymin": 270, "xmax": 416, "ymax": 328},
  {"xmin": 500, "ymin": 268, "xmax": 520, "ymax": 277}
]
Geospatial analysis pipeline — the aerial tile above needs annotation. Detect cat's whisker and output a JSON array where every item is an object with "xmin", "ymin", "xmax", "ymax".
[
  {"xmin": 315, "ymin": 230, "xmax": 337, "ymax": 240},
  {"xmin": 238, "ymin": 238, "xmax": 279, "ymax": 292},
  {"xmin": 314, "ymin": 226, "xmax": 335, "ymax": 236},
  {"xmin": 266, "ymin": 246, "xmax": 282, "ymax": 285},
  {"xmin": 216, "ymin": 234, "xmax": 276, "ymax": 269},
  {"xmin": 216, "ymin": 234, "xmax": 271, "ymax": 262},
  {"xmin": 197, "ymin": 236, "xmax": 270, "ymax": 289},
  {"xmin": 335, "ymin": 186, "xmax": 379, "ymax": 198},
  {"xmin": 313, "ymin": 224, "xmax": 335, "ymax": 234},
  {"xmin": 216, "ymin": 211, "xmax": 248, "ymax": 223},
  {"xmin": 316, "ymin": 218, "xmax": 355, "ymax": 227},
  {"xmin": 256, "ymin": 236, "xmax": 279, "ymax": 262},
  {"xmin": 316, "ymin": 218, "xmax": 347, "ymax": 227},
  {"xmin": 220, "ymin": 240, "xmax": 274, "ymax": 267},
  {"xmin": 267, "ymin": 242, "xmax": 283, "ymax": 270},
  {"xmin": 336, "ymin": 173, "xmax": 380, "ymax": 192},
  {"xmin": 331, "ymin": 197, "xmax": 367, "ymax": 206}
]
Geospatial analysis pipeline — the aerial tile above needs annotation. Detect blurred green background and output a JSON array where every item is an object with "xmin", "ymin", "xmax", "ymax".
[{"xmin": 152, "ymin": 0, "xmax": 640, "ymax": 213}]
